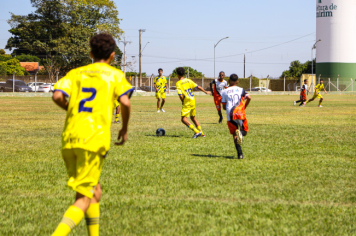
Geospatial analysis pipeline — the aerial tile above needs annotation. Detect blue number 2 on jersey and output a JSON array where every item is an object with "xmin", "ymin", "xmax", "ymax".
[{"xmin": 79, "ymin": 87, "xmax": 97, "ymax": 113}]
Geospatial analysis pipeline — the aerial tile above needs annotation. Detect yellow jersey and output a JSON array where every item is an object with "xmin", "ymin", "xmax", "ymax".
[
  {"xmin": 154, "ymin": 76, "xmax": 167, "ymax": 93},
  {"xmin": 315, "ymin": 83, "xmax": 324, "ymax": 94},
  {"xmin": 54, "ymin": 63, "xmax": 133, "ymax": 155},
  {"xmin": 176, "ymin": 78, "xmax": 198, "ymax": 108}
]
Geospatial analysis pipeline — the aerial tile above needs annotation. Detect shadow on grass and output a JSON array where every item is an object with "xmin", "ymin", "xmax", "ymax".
[
  {"xmin": 145, "ymin": 134, "xmax": 183, "ymax": 138},
  {"xmin": 191, "ymin": 154, "xmax": 235, "ymax": 159}
]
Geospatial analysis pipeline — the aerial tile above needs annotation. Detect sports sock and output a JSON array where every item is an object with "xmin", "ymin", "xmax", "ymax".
[
  {"xmin": 295, "ymin": 100, "xmax": 301, "ymax": 103},
  {"xmin": 115, "ymin": 114, "xmax": 120, "ymax": 122},
  {"xmin": 319, "ymin": 101, "xmax": 322, "ymax": 106},
  {"xmin": 197, "ymin": 125, "xmax": 204, "ymax": 135},
  {"xmin": 235, "ymin": 143, "xmax": 243, "ymax": 155},
  {"xmin": 188, "ymin": 124, "xmax": 199, "ymax": 133},
  {"xmin": 52, "ymin": 205, "xmax": 84, "ymax": 236},
  {"xmin": 85, "ymin": 203, "xmax": 100, "ymax": 236}
]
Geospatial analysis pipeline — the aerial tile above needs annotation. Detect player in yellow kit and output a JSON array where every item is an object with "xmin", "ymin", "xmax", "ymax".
[
  {"xmin": 51, "ymin": 34, "xmax": 133, "ymax": 236},
  {"xmin": 175, "ymin": 67, "xmax": 211, "ymax": 138},
  {"xmin": 154, "ymin": 68, "xmax": 168, "ymax": 113},
  {"xmin": 304, "ymin": 79, "xmax": 327, "ymax": 107}
]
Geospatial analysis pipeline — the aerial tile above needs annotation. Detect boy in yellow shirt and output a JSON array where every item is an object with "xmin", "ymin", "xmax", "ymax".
[
  {"xmin": 304, "ymin": 79, "xmax": 327, "ymax": 107},
  {"xmin": 176, "ymin": 67, "xmax": 210, "ymax": 138},
  {"xmin": 154, "ymin": 68, "xmax": 168, "ymax": 112},
  {"xmin": 51, "ymin": 33, "xmax": 133, "ymax": 236}
]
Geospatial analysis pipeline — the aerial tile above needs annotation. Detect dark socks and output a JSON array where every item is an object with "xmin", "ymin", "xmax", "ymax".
[{"xmin": 235, "ymin": 143, "xmax": 242, "ymax": 155}]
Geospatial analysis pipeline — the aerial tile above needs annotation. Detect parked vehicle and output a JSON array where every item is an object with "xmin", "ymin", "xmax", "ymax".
[
  {"xmin": 27, "ymin": 82, "xmax": 46, "ymax": 92},
  {"xmin": 39, "ymin": 83, "xmax": 53, "ymax": 93},
  {"xmin": 131, "ymin": 86, "xmax": 146, "ymax": 93},
  {"xmin": 140, "ymin": 86, "xmax": 155, "ymax": 92},
  {"xmin": 169, "ymin": 86, "xmax": 177, "ymax": 92},
  {"xmin": 246, "ymin": 87, "xmax": 272, "ymax": 92},
  {"xmin": 0, "ymin": 79, "xmax": 31, "ymax": 92}
]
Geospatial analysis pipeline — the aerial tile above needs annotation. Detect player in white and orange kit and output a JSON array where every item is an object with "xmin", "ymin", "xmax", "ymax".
[
  {"xmin": 221, "ymin": 74, "xmax": 251, "ymax": 159},
  {"xmin": 210, "ymin": 71, "xmax": 228, "ymax": 123}
]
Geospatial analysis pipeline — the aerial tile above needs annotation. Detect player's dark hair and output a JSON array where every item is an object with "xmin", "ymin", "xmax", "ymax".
[
  {"xmin": 219, "ymin": 71, "xmax": 225, "ymax": 74},
  {"xmin": 304, "ymin": 79, "xmax": 308, "ymax": 82},
  {"xmin": 176, "ymin": 67, "xmax": 185, "ymax": 76},
  {"xmin": 320, "ymin": 78, "xmax": 324, "ymax": 81},
  {"xmin": 229, "ymin": 74, "xmax": 238, "ymax": 82},
  {"xmin": 158, "ymin": 68, "xmax": 163, "ymax": 72},
  {"xmin": 90, "ymin": 33, "xmax": 116, "ymax": 60}
]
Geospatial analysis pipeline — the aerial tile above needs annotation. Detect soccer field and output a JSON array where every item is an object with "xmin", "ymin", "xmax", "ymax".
[{"xmin": 1, "ymin": 94, "xmax": 356, "ymax": 235}]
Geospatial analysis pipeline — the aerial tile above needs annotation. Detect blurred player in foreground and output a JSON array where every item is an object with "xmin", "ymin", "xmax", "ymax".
[
  {"xmin": 304, "ymin": 78, "xmax": 327, "ymax": 107},
  {"xmin": 154, "ymin": 68, "xmax": 168, "ymax": 113},
  {"xmin": 294, "ymin": 79, "xmax": 309, "ymax": 106},
  {"xmin": 210, "ymin": 71, "xmax": 228, "ymax": 123},
  {"xmin": 176, "ymin": 67, "xmax": 211, "ymax": 138},
  {"xmin": 114, "ymin": 99, "xmax": 120, "ymax": 123},
  {"xmin": 221, "ymin": 74, "xmax": 251, "ymax": 159},
  {"xmin": 51, "ymin": 33, "xmax": 133, "ymax": 236}
]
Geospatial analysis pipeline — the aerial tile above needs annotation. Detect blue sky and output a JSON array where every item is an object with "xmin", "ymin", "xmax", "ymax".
[{"xmin": 0, "ymin": 0, "xmax": 316, "ymax": 78}]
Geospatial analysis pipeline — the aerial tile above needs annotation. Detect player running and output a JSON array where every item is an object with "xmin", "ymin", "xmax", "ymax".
[
  {"xmin": 294, "ymin": 79, "xmax": 309, "ymax": 106},
  {"xmin": 210, "ymin": 71, "xmax": 228, "ymax": 123},
  {"xmin": 176, "ymin": 67, "xmax": 211, "ymax": 138},
  {"xmin": 221, "ymin": 74, "xmax": 251, "ymax": 159},
  {"xmin": 154, "ymin": 68, "xmax": 168, "ymax": 113},
  {"xmin": 51, "ymin": 33, "xmax": 133, "ymax": 236},
  {"xmin": 304, "ymin": 78, "xmax": 327, "ymax": 107}
]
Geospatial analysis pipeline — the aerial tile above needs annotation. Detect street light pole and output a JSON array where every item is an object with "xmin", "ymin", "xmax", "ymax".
[
  {"xmin": 119, "ymin": 36, "xmax": 132, "ymax": 79},
  {"xmin": 214, "ymin": 37, "xmax": 229, "ymax": 79},
  {"xmin": 311, "ymin": 39, "xmax": 321, "ymax": 81},
  {"xmin": 139, "ymin": 29, "xmax": 146, "ymax": 86}
]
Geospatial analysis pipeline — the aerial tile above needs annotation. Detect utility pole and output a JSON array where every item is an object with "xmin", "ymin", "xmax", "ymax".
[
  {"xmin": 139, "ymin": 29, "xmax": 146, "ymax": 86},
  {"xmin": 244, "ymin": 54, "xmax": 246, "ymax": 78},
  {"xmin": 119, "ymin": 36, "xmax": 132, "ymax": 79},
  {"xmin": 214, "ymin": 37, "xmax": 229, "ymax": 79}
]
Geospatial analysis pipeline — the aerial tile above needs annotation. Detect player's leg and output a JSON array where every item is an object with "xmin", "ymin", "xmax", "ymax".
[
  {"xmin": 181, "ymin": 109, "xmax": 200, "ymax": 137},
  {"xmin": 156, "ymin": 92, "xmax": 161, "ymax": 112},
  {"xmin": 160, "ymin": 93, "xmax": 166, "ymax": 112},
  {"xmin": 85, "ymin": 184, "xmax": 102, "ymax": 236},
  {"xmin": 319, "ymin": 97, "xmax": 323, "ymax": 107},
  {"xmin": 228, "ymin": 121, "xmax": 243, "ymax": 159},
  {"xmin": 52, "ymin": 149, "xmax": 104, "ymax": 236},
  {"xmin": 191, "ymin": 114, "xmax": 204, "ymax": 137},
  {"xmin": 214, "ymin": 96, "xmax": 223, "ymax": 123}
]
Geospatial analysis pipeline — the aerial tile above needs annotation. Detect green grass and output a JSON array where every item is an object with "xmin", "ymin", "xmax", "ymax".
[{"xmin": 0, "ymin": 94, "xmax": 356, "ymax": 235}]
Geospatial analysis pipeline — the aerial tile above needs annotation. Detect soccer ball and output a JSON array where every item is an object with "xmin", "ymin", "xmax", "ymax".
[{"xmin": 156, "ymin": 128, "xmax": 165, "ymax": 136}]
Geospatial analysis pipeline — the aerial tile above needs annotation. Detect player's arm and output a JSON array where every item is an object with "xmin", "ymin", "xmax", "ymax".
[
  {"xmin": 222, "ymin": 103, "xmax": 226, "ymax": 110},
  {"xmin": 52, "ymin": 90, "xmax": 69, "ymax": 110},
  {"xmin": 209, "ymin": 82, "xmax": 214, "ymax": 96},
  {"xmin": 197, "ymin": 86, "xmax": 211, "ymax": 95},
  {"xmin": 178, "ymin": 94, "xmax": 184, "ymax": 103},
  {"xmin": 115, "ymin": 94, "xmax": 131, "ymax": 146},
  {"xmin": 154, "ymin": 82, "xmax": 158, "ymax": 92},
  {"xmin": 244, "ymin": 94, "xmax": 251, "ymax": 109},
  {"xmin": 324, "ymin": 88, "xmax": 328, "ymax": 94}
]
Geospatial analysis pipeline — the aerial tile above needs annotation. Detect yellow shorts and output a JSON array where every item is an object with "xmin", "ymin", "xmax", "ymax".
[
  {"xmin": 155, "ymin": 92, "xmax": 166, "ymax": 99},
  {"xmin": 312, "ymin": 93, "xmax": 323, "ymax": 99},
  {"xmin": 62, "ymin": 148, "xmax": 105, "ymax": 198},
  {"xmin": 181, "ymin": 107, "xmax": 196, "ymax": 117},
  {"xmin": 114, "ymin": 100, "xmax": 120, "ymax": 108}
]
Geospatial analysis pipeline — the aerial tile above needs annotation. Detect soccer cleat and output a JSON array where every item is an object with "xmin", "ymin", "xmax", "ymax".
[
  {"xmin": 115, "ymin": 120, "xmax": 121, "ymax": 123},
  {"xmin": 302, "ymin": 102, "xmax": 306, "ymax": 107},
  {"xmin": 318, "ymin": 105, "xmax": 323, "ymax": 107},
  {"xmin": 202, "ymin": 134, "xmax": 206, "ymax": 137},
  {"xmin": 236, "ymin": 130, "xmax": 243, "ymax": 144},
  {"xmin": 237, "ymin": 153, "xmax": 244, "ymax": 159},
  {"xmin": 157, "ymin": 110, "xmax": 160, "ymax": 113},
  {"xmin": 294, "ymin": 101, "xmax": 296, "ymax": 106},
  {"xmin": 192, "ymin": 132, "xmax": 202, "ymax": 139},
  {"xmin": 219, "ymin": 116, "xmax": 223, "ymax": 124},
  {"xmin": 160, "ymin": 109, "xmax": 165, "ymax": 113}
]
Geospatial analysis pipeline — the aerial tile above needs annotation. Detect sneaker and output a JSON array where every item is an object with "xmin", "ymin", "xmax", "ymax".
[
  {"xmin": 115, "ymin": 120, "xmax": 121, "ymax": 123},
  {"xmin": 318, "ymin": 105, "xmax": 323, "ymax": 107},
  {"xmin": 236, "ymin": 130, "xmax": 243, "ymax": 144},
  {"xmin": 160, "ymin": 109, "xmax": 165, "ymax": 112},
  {"xmin": 219, "ymin": 116, "xmax": 223, "ymax": 124},
  {"xmin": 193, "ymin": 132, "xmax": 202, "ymax": 139},
  {"xmin": 157, "ymin": 110, "xmax": 160, "ymax": 113},
  {"xmin": 294, "ymin": 101, "xmax": 296, "ymax": 106},
  {"xmin": 202, "ymin": 134, "xmax": 206, "ymax": 137},
  {"xmin": 237, "ymin": 153, "xmax": 244, "ymax": 159},
  {"xmin": 302, "ymin": 102, "xmax": 306, "ymax": 107}
]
